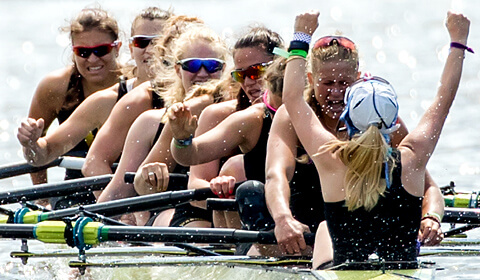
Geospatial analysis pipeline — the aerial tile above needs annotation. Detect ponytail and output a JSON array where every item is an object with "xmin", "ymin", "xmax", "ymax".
[{"xmin": 323, "ymin": 125, "xmax": 394, "ymax": 211}]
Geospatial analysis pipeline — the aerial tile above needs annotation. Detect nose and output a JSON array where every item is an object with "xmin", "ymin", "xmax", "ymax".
[
  {"xmin": 87, "ymin": 53, "xmax": 101, "ymax": 62},
  {"xmin": 196, "ymin": 66, "xmax": 209, "ymax": 77},
  {"xmin": 243, "ymin": 76, "xmax": 257, "ymax": 86},
  {"xmin": 329, "ymin": 84, "xmax": 346, "ymax": 98}
]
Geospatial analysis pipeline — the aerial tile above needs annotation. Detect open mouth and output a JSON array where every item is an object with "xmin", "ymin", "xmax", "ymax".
[
  {"xmin": 88, "ymin": 66, "xmax": 103, "ymax": 72},
  {"xmin": 327, "ymin": 100, "xmax": 345, "ymax": 112}
]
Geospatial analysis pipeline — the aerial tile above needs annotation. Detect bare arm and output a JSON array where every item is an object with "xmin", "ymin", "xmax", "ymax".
[
  {"xmin": 18, "ymin": 88, "xmax": 118, "ymax": 166},
  {"xmin": 169, "ymin": 103, "xmax": 262, "ymax": 166},
  {"xmin": 82, "ymin": 82, "xmax": 153, "ymax": 177},
  {"xmin": 97, "ymin": 109, "xmax": 164, "ymax": 202},
  {"xmin": 265, "ymin": 105, "xmax": 310, "ymax": 254},
  {"xmin": 25, "ymin": 67, "xmax": 71, "ymax": 183},
  {"xmin": 400, "ymin": 12, "xmax": 470, "ymax": 195}
]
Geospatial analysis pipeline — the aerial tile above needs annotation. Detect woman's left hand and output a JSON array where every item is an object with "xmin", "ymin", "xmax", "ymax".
[{"xmin": 418, "ymin": 218, "xmax": 444, "ymax": 246}]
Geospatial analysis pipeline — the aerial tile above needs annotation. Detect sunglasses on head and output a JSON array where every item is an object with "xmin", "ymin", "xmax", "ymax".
[
  {"xmin": 129, "ymin": 35, "xmax": 159, "ymax": 49},
  {"xmin": 72, "ymin": 41, "xmax": 119, "ymax": 58},
  {"xmin": 231, "ymin": 61, "xmax": 272, "ymax": 83},
  {"xmin": 313, "ymin": 36, "xmax": 356, "ymax": 51},
  {"xmin": 176, "ymin": 58, "xmax": 225, "ymax": 73}
]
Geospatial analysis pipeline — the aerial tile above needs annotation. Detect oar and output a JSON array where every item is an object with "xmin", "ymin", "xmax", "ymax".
[
  {"xmin": 0, "ymin": 173, "xmax": 193, "ymax": 223},
  {"xmin": 0, "ymin": 221, "xmax": 316, "ymax": 246},
  {"xmin": 0, "ymin": 157, "xmax": 84, "ymax": 179},
  {"xmin": 0, "ymin": 157, "xmax": 119, "ymax": 180},
  {"xmin": 443, "ymin": 207, "xmax": 480, "ymax": 224},
  {"xmin": 0, "ymin": 174, "xmax": 114, "ymax": 205}
]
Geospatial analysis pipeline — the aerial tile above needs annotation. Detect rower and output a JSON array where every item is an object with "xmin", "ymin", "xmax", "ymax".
[{"xmin": 281, "ymin": 11, "xmax": 470, "ymax": 269}]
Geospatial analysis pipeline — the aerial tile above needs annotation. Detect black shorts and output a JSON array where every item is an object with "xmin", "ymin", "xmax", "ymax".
[{"xmin": 169, "ymin": 203, "xmax": 213, "ymax": 227}]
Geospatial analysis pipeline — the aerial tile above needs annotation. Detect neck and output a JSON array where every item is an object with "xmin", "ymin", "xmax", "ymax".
[
  {"xmin": 320, "ymin": 115, "xmax": 340, "ymax": 135},
  {"xmin": 83, "ymin": 73, "xmax": 119, "ymax": 98},
  {"xmin": 263, "ymin": 90, "xmax": 281, "ymax": 112}
]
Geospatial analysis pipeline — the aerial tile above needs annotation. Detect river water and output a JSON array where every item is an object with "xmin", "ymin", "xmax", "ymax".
[{"xmin": 0, "ymin": 0, "xmax": 479, "ymax": 279}]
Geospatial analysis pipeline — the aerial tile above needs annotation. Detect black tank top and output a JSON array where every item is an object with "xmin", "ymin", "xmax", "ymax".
[
  {"xmin": 289, "ymin": 147, "xmax": 324, "ymax": 230},
  {"xmin": 324, "ymin": 150, "xmax": 422, "ymax": 268},
  {"xmin": 152, "ymin": 91, "xmax": 164, "ymax": 109},
  {"xmin": 243, "ymin": 106, "xmax": 274, "ymax": 183}
]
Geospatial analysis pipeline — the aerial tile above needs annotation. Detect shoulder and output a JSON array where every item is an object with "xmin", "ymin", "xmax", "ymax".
[
  {"xmin": 196, "ymin": 99, "xmax": 237, "ymax": 128},
  {"xmin": 113, "ymin": 81, "xmax": 153, "ymax": 109},
  {"xmin": 35, "ymin": 67, "xmax": 74, "ymax": 96},
  {"xmin": 136, "ymin": 108, "xmax": 166, "ymax": 124}
]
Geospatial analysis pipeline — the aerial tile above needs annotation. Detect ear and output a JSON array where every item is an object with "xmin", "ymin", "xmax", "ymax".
[
  {"xmin": 115, "ymin": 41, "xmax": 122, "ymax": 57},
  {"xmin": 356, "ymin": 71, "xmax": 361, "ymax": 79},
  {"xmin": 307, "ymin": 72, "xmax": 314, "ymax": 87},
  {"xmin": 175, "ymin": 64, "xmax": 182, "ymax": 79},
  {"xmin": 129, "ymin": 43, "xmax": 134, "ymax": 60}
]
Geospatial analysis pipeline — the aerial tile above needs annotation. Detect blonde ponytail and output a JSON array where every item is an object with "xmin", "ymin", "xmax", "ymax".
[{"xmin": 323, "ymin": 125, "xmax": 394, "ymax": 211}]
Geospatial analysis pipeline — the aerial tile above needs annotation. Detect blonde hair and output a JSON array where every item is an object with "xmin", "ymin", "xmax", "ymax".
[
  {"xmin": 297, "ymin": 38, "xmax": 359, "ymax": 164},
  {"xmin": 305, "ymin": 39, "xmax": 359, "ymax": 116},
  {"xmin": 152, "ymin": 25, "xmax": 229, "ymax": 108},
  {"xmin": 321, "ymin": 125, "xmax": 394, "ymax": 211}
]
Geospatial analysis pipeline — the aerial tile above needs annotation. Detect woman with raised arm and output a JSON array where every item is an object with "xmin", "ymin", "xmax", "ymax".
[
  {"xmin": 96, "ymin": 25, "xmax": 229, "ymax": 227},
  {"xmin": 18, "ymin": 7, "xmax": 121, "ymax": 186},
  {"xmin": 282, "ymin": 11, "xmax": 470, "ymax": 268},
  {"xmin": 81, "ymin": 15, "xmax": 204, "ymax": 178}
]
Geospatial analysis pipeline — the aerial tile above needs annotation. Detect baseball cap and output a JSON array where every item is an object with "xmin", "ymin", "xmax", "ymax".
[{"xmin": 340, "ymin": 76, "xmax": 400, "ymax": 139}]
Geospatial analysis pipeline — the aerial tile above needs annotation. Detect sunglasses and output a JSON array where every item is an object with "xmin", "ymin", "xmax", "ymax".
[
  {"xmin": 313, "ymin": 36, "xmax": 356, "ymax": 51},
  {"xmin": 231, "ymin": 61, "xmax": 272, "ymax": 83},
  {"xmin": 72, "ymin": 41, "xmax": 119, "ymax": 58},
  {"xmin": 129, "ymin": 35, "xmax": 159, "ymax": 49},
  {"xmin": 177, "ymin": 58, "xmax": 225, "ymax": 73}
]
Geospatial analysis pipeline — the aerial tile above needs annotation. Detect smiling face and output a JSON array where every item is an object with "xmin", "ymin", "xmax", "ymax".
[
  {"xmin": 309, "ymin": 60, "xmax": 359, "ymax": 120},
  {"xmin": 175, "ymin": 39, "xmax": 224, "ymax": 92},
  {"xmin": 233, "ymin": 47, "xmax": 272, "ymax": 103},
  {"xmin": 72, "ymin": 29, "xmax": 119, "ymax": 84},
  {"xmin": 130, "ymin": 18, "xmax": 165, "ymax": 80}
]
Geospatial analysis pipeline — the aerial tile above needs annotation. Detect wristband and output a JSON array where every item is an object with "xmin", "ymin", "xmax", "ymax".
[
  {"xmin": 450, "ymin": 42, "xmax": 474, "ymax": 54},
  {"xmin": 174, "ymin": 135, "xmax": 193, "ymax": 148},
  {"xmin": 422, "ymin": 212, "xmax": 442, "ymax": 224},
  {"xmin": 289, "ymin": 49, "xmax": 308, "ymax": 58},
  {"xmin": 288, "ymin": 41, "xmax": 310, "ymax": 52},
  {"xmin": 293, "ymin": 32, "xmax": 312, "ymax": 44}
]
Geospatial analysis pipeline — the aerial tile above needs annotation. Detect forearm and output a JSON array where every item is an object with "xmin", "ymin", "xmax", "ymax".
[
  {"xmin": 422, "ymin": 171, "xmax": 444, "ymax": 218},
  {"xmin": 265, "ymin": 175, "xmax": 293, "ymax": 223}
]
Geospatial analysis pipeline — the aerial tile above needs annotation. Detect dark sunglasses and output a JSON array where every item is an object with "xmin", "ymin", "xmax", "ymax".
[
  {"xmin": 72, "ymin": 41, "xmax": 119, "ymax": 58},
  {"xmin": 129, "ymin": 35, "xmax": 159, "ymax": 49},
  {"xmin": 177, "ymin": 58, "xmax": 225, "ymax": 73},
  {"xmin": 313, "ymin": 36, "xmax": 356, "ymax": 51},
  {"xmin": 231, "ymin": 61, "xmax": 272, "ymax": 83}
]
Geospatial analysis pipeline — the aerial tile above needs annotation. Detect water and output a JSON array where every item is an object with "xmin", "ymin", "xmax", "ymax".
[{"xmin": 1, "ymin": 0, "xmax": 480, "ymax": 278}]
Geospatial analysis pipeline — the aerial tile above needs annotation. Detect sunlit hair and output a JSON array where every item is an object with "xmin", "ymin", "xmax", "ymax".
[
  {"xmin": 264, "ymin": 57, "xmax": 286, "ymax": 98},
  {"xmin": 305, "ymin": 38, "xmax": 359, "ymax": 116},
  {"xmin": 60, "ymin": 6, "xmax": 120, "ymax": 111},
  {"xmin": 123, "ymin": 7, "xmax": 174, "ymax": 79},
  {"xmin": 131, "ymin": 6, "xmax": 173, "ymax": 36},
  {"xmin": 153, "ymin": 25, "xmax": 229, "ymax": 108},
  {"xmin": 319, "ymin": 125, "xmax": 395, "ymax": 211},
  {"xmin": 232, "ymin": 26, "xmax": 284, "ymax": 111}
]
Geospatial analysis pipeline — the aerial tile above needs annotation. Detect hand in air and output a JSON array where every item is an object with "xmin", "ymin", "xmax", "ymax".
[
  {"xmin": 167, "ymin": 102, "xmax": 197, "ymax": 141},
  {"xmin": 17, "ymin": 118, "xmax": 44, "ymax": 148},
  {"xmin": 418, "ymin": 217, "xmax": 444, "ymax": 246},
  {"xmin": 446, "ymin": 11, "xmax": 470, "ymax": 44},
  {"xmin": 210, "ymin": 176, "xmax": 236, "ymax": 198},
  {"xmin": 294, "ymin": 11, "xmax": 320, "ymax": 36},
  {"xmin": 135, "ymin": 162, "xmax": 170, "ymax": 194},
  {"xmin": 275, "ymin": 216, "xmax": 310, "ymax": 255}
]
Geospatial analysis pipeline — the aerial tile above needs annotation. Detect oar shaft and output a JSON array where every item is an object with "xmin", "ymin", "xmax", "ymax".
[
  {"xmin": 0, "ymin": 224, "xmax": 35, "ymax": 239},
  {"xmin": 43, "ymin": 187, "xmax": 212, "ymax": 220},
  {"xmin": 0, "ymin": 158, "xmax": 63, "ymax": 179},
  {"xmin": 0, "ymin": 174, "xmax": 113, "ymax": 205},
  {"xmin": 443, "ymin": 207, "xmax": 480, "ymax": 224}
]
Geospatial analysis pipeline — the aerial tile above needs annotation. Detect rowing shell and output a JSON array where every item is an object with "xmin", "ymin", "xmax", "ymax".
[{"xmin": 66, "ymin": 255, "xmax": 435, "ymax": 280}]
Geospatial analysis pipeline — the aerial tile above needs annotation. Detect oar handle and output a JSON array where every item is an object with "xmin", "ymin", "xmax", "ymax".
[
  {"xmin": 124, "ymin": 172, "xmax": 189, "ymax": 186},
  {"xmin": 0, "ymin": 158, "xmax": 63, "ymax": 179}
]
